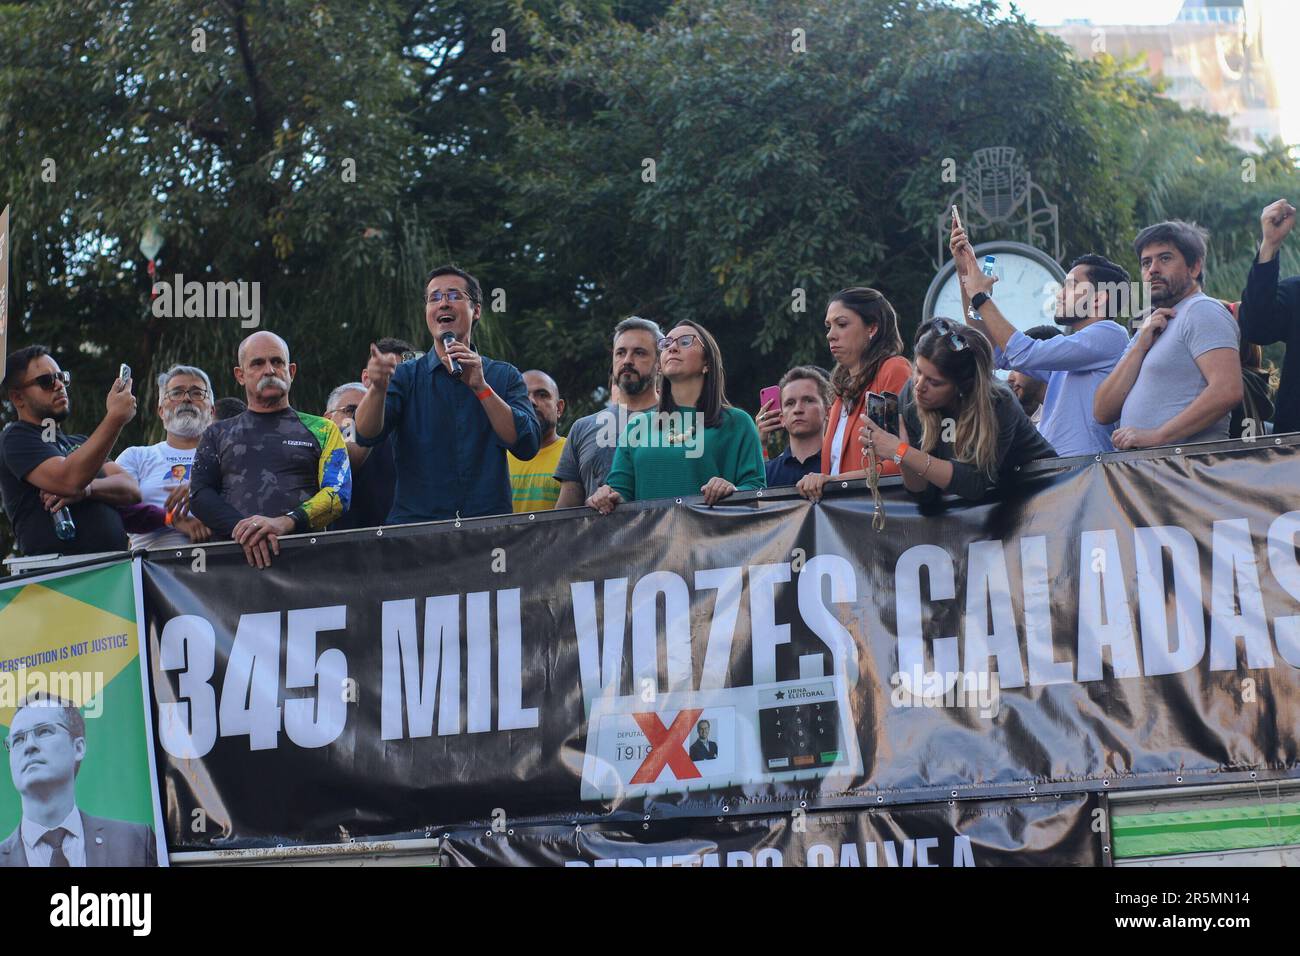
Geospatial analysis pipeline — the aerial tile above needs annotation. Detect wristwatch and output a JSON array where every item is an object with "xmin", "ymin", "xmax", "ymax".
[{"xmin": 970, "ymin": 291, "xmax": 991, "ymax": 311}]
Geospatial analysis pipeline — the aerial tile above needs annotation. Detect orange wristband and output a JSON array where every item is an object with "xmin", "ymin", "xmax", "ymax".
[
  {"xmin": 893, "ymin": 442, "xmax": 910, "ymax": 464},
  {"xmin": 475, "ymin": 386, "xmax": 493, "ymax": 401}
]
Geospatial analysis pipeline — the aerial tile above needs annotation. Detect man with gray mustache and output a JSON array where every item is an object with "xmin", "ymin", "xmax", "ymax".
[
  {"xmin": 114, "ymin": 364, "xmax": 216, "ymax": 548},
  {"xmin": 190, "ymin": 331, "xmax": 351, "ymax": 568}
]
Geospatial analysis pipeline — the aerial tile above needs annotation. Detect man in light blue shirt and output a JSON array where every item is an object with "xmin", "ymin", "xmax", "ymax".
[{"xmin": 952, "ymin": 243, "xmax": 1131, "ymax": 457}]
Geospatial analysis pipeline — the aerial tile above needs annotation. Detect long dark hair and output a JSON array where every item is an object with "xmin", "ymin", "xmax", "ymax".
[
  {"xmin": 912, "ymin": 319, "xmax": 999, "ymax": 478},
  {"xmin": 660, "ymin": 319, "xmax": 729, "ymax": 428},
  {"xmin": 827, "ymin": 287, "xmax": 905, "ymax": 406}
]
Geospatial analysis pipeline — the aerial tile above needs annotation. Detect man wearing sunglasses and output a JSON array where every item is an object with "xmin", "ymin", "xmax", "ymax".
[
  {"xmin": 0, "ymin": 694, "xmax": 158, "ymax": 867},
  {"xmin": 1, "ymin": 345, "xmax": 140, "ymax": 556},
  {"xmin": 113, "ymin": 364, "xmax": 216, "ymax": 549},
  {"xmin": 354, "ymin": 264, "xmax": 541, "ymax": 522}
]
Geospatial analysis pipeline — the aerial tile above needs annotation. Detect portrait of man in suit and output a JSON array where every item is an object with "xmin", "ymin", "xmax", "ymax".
[
  {"xmin": 688, "ymin": 719, "xmax": 718, "ymax": 762},
  {"xmin": 1, "ymin": 693, "xmax": 158, "ymax": 867}
]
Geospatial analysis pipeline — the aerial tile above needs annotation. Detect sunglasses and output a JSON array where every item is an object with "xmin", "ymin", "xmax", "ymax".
[
  {"xmin": 330, "ymin": 404, "xmax": 360, "ymax": 418},
  {"xmin": 923, "ymin": 318, "xmax": 969, "ymax": 352},
  {"xmin": 19, "ymin": 370, "xmax": 72, "ymax": 391},
  {"xmin": 658, "ymin": 334, "xmax": 699, "ymax": 352}
]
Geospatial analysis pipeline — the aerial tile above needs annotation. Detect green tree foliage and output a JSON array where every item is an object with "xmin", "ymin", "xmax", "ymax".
[{"xmin": 504, "ymin": 0, "xmax": 1298, "ymax": 407}]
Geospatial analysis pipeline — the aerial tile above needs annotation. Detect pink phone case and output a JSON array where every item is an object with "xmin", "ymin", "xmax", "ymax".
[{"xmin": 759, "ymin": 386, "xmax": 781, "ymax": 414}]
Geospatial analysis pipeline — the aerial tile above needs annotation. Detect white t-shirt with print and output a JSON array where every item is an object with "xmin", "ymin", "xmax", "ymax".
[{"xmin": 115, "ymin": 440, "xmax": 197, "ymax": 549}]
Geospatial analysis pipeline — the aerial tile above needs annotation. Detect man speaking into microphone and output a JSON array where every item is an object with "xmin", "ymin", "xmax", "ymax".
[{"xmin": 354, "ymin": 264, "xmax": 541, "ymax": 522}]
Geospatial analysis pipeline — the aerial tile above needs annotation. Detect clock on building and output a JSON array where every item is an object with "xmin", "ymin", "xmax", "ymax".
[{"xmin": 922, "ymin": 240, "xmax": 1067, "ymax": 333}]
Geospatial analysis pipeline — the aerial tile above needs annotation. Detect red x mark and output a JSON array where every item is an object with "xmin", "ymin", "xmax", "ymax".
[{"xmin": 629, "ymin": 709, "xmax": 704, "ymax": 784}]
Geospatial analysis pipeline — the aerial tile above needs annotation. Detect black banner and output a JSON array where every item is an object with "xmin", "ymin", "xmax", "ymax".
[
  {"xmin": 437, "ymin": 793, "xmax": 1105, "ymax": 867},
  {"xmin": 142, "ymin": 438, "xmax": 1300, "ymax": 849}
]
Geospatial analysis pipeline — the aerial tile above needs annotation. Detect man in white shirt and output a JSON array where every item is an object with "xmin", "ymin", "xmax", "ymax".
[{"xmin": 114, "ymin": 364, "xmax": 215, "ymax": 548}]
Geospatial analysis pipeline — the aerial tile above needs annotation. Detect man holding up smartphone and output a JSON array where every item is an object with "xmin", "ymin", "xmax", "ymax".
[
  {"xmin": 758, "ymin": 367, "xmax": 831, "ymax": 487},
  {"xmin": 0, "ymin": 345, "xmax": 140, "ymax": 556},
  {"xmin": 953, "ymin": 219, "xmax": 1130, "ymax": 456}
]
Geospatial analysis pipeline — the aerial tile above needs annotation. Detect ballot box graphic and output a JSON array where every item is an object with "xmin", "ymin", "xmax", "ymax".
[{"xmin": 580, "ymin": 677, "xmax": 862, "ymax": 800}]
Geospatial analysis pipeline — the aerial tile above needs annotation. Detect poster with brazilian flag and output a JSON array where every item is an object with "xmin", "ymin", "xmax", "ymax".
[{"xmin": 0, "ymin": 558, "xmax": 166, "ymax": 866}]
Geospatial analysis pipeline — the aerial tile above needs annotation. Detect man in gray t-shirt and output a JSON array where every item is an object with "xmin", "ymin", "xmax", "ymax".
[
  {"xmin": 1095, "ymin": 220, "xmax": 1243, "ymax": 449},
  {"xmin": 554, "ymin": 406, "xmax": 634, "ymax": 500},
  {"xmin": 554, "ymin": 317, "xmax": 663, "ymax": 507}
]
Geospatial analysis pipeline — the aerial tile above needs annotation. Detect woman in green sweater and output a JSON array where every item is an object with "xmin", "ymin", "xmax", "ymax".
[{"xmin": 587, "ymin": 320, "xmax": 766, "ymax": 512}]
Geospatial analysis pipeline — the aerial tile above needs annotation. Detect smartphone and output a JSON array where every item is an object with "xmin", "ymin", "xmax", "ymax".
[
  {"xmin": 866, "ymin": 391, "xmax": 899, "ymax": 436},
  {"xmin": 118, "ymin": 363, "xmax": 131, "ymax": 384},
  {"xmin": 951, "ymin": 205, "xmax": 962, "ymax": 231},
  {"xmin": 759, "ymin": 385, "xmax": 781, "ymax": 418}
]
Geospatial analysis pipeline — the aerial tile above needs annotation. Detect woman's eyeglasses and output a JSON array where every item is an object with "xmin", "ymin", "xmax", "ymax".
[
  {"xmin": 924, "ymin": 318, "xmax": 969, "ymax": 352},
  {"xmin": 19, "ymin": 370, "xmax": 71, "ymax": 391},
  {"xmin": 658, "ymin": 334, "xmax": 698, "ymax": 352}
]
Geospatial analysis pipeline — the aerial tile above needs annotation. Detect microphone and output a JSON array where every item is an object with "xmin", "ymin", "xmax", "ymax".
[{"xmin": 440, "ymin": 331, "xmax": 463, "ymax": 379}]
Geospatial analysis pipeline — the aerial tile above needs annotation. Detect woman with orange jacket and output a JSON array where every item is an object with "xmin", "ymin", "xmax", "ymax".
[{"xmin": 796, "ymin": 287, "xmax": 912, "ymax": 502}]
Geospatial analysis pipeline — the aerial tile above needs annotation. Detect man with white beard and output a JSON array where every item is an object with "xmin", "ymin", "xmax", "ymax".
[
  {"xmin": 114, "ymin": 365, "xmax": 216, "ymax": 548},
  {"xmin": 190, "ymin": 331, "xmax": 351, "ymax": 569}
]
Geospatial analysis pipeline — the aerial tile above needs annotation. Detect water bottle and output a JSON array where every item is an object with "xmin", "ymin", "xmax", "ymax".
[
  {"xmin": 52, "ymin": 507, "xmax": 77, "ymax": 542},
  {"xmin": 968, "ymin": 255, "xmax": 999, "ymax": 323}
]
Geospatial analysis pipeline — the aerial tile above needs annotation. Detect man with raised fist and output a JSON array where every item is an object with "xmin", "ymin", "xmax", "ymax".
[{"xmin": 1238, "ymin": 198, "xmax": 1299, "ymax": 433}]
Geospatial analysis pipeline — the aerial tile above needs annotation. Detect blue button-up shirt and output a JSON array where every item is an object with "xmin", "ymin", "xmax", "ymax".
[
  {"xmin": 357, "ymin": 351, "xmax": 541, "ymax": 522},
  {"xmin": 764, "ymin": 446, "xmax": 822, "ymax": 488},
  {"xmin": 995, "ymin": 320, "xmax": 1130, "ymax": 457}
]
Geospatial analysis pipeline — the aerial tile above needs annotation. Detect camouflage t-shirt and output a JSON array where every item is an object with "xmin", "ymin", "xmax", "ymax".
[{"xmin": 190, "ymin": 407, "xmax": 351, "ymax": 537}]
